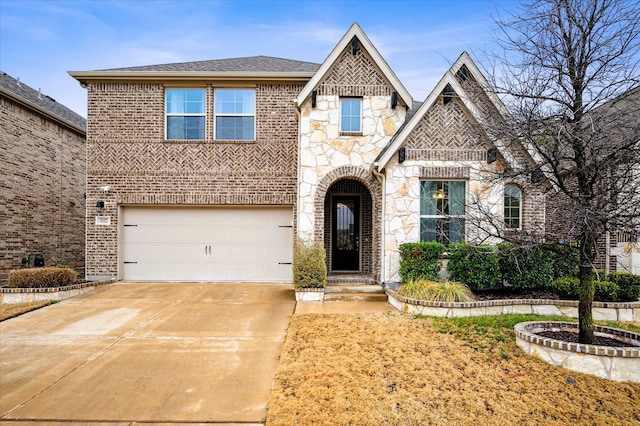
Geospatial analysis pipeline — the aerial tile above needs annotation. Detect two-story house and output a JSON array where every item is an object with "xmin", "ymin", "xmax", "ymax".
[
  {"xmin": 70, "ymin": 23, "xmax": 543, "ymax": 285},
  {"xmin": 1, "ymin": 71, "xmax": 87, "ymax": 278}
]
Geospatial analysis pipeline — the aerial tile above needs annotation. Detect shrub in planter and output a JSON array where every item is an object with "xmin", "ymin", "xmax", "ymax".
[
  {"xmin": 293, "ymin": 240, "xmax": 327, "ymax": 289},
  {"xmin": 447, "ymin": 243, "xmax": 501, "ymax": 290},
  {"xmin": 604, "ymin": 272, "xmax": 640, "ymax": 301},
  {"xmin": 398, "ymin": 242, "xmax": 445, "ymax": 283},
  {"xmin": 498, "ymin": 244, "xmax": 579, "ymax": 290},
  {"xmin": 550, "ymin": 276, "xmax": 620, "ymax": 302},
  {"xmin": 8, "ymin": 267, "xmax": 78, "ymax": 288},
  {"xmin": 397, "ymin": 279, "xmax": 474, "ymax": 303}
]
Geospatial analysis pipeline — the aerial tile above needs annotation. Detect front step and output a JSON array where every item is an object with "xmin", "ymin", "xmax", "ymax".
[{"xmin": 324, "ymin": 291, "xmax": 388, "ymax": 302}]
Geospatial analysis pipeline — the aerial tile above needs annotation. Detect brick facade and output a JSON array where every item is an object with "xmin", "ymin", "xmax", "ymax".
[
  {"xmin": 0, "ymin": 95, "xmax": 86, "ymax": 277},
  {"xmin": 85, "ymin": 81, "xmax": 303, "ymax": 279}
]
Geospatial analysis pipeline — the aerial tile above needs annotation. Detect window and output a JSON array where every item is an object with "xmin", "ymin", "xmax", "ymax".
[
  {"xmin": 340, "ymin": 98, "xmax": 362, "ymax": 133},
  {"xmin": 420, "ymin": 181, "xmax": 466, "ymax": 243},
  {"xmin": 215, "ymin": 89, "xmax": 255, "ymax": 140},
  {"xmin": 165, "ymin": 89, "xmax": 206, "ymax": 140},
  {"xmin": 504, "ymin": 185, "xmax": 522, "ymax": 229}
]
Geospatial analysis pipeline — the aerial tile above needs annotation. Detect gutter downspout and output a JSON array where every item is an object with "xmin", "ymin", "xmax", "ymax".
[{"xmin": 372, "ymin": 163, "xmax": 386, "ymax": 286}]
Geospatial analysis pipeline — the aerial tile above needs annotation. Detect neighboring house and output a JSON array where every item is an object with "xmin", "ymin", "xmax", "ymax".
[
  {"xmin": 0, "ymin": 71, "xmax": 87, "ymax": 278},
  {"xmin": 70, "ymin": 23, "xmax": 544, "ymax": 284}
]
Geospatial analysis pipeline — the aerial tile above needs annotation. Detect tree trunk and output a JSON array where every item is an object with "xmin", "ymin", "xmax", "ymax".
[{"xmin": 578, "ymin": 263, "xmax": 595, "ymax": 344}]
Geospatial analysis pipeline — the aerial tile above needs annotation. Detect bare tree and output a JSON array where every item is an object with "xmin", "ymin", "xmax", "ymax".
[{"xmin": 479, "ymin": 0, "xmax": 640, "ymax": 343}]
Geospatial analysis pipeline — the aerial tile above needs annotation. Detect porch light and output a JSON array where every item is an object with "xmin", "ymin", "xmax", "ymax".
[{"xmin": 96, "ymin": 200, "xmax": 105, "ymax": 213}]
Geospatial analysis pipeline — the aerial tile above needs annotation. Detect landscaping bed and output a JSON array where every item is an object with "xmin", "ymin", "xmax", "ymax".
[{"xmin": 266, "ymin": 313, "xmax": 640, "ymax": 425}]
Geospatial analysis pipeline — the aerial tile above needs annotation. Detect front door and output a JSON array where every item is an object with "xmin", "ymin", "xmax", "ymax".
[{"xmin": 331, "ymin": 196, "xmax": 360, "ymax": 271}]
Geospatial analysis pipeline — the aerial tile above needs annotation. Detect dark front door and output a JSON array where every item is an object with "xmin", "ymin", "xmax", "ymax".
[{"xmin": 331, "ymin": 196, "xmax": 360, "ymax": 271}]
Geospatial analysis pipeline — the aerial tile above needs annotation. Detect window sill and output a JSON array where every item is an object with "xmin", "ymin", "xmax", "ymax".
[
  {"xmin": 340, "ymin": 131, "xmax": 363, "ymax": 137},
  {"xmin": 164, "ymin": 139, "xmax": 257, "ymax": 144}
]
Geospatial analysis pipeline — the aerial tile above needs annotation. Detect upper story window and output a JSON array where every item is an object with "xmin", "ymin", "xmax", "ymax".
[
  {"xmin": 165, "ymin": 89, "xmax": 206, "ymax": 140},
  {"xmin": 215, "ymin": 89, "xmax": 255, "ymax": 140},
  {"xmin": 340, "ymin": 98, "xmax": 362, "ymax": 133},
  {"xmin": 420, "ymin": 180, "xmax": 466, "ymax": 244},
  {"xmin": 504, "ymin": 185, "xmax": 522, "ymax": 229}
]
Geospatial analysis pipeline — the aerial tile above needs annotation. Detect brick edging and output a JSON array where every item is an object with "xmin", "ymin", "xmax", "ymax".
[
  {"xmin": 514, "ymin": 321, "xmax": 640, "ymax": 358},
  {"xmin": 0, "ymin": 280, "xmax": 115, "ymax": 294},
  {"xmin": 386, "ymin": 289, "xmax": 640, "ymax": 309}
]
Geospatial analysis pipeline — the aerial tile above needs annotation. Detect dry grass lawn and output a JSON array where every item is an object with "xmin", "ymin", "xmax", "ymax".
[
  {"xmin": 266, "ymin": 312, "xmax": 640, "ymax": 425},
  {"xmin": 0, "ymin": 301, "xmax": 51, "ymax": 321}
]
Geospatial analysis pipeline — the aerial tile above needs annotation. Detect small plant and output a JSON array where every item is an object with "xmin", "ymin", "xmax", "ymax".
[
  {"xmin": 397, "ymin": 279, "xmax": 474, "ymax": 303},
  {"xmin": 292, "ymin": 240, "xmax": 327, "ymax": 289},
  {"xmin": 398, "ymin": 242, "xmax": 445, "ymax": 282},
  {"xmin": 550, "ymin": 276, "xmax": 622, "ymax": 302}
]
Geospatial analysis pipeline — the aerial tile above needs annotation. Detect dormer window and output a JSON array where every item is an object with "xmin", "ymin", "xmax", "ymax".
[{"xmin": 340, "ymin": 98, "xmax": 362, "ymax": 134}]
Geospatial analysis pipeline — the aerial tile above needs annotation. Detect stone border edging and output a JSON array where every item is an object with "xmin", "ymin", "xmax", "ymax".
[
  {"xmin": 515, "ymin": 321, "xmax": 640, "ymax": 382},
  {"xmin": 386, "ymin": 289, "xmax": 640, "ymax": 322},
  {"xmin": 0, "ymin": 280, "xmax": 115, "ymax": 304}
]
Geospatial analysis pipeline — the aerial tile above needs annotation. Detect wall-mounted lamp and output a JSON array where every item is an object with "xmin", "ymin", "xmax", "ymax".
[{"xmin": 96, "ymin": 200, "xmax": 105, "ymax": 213}]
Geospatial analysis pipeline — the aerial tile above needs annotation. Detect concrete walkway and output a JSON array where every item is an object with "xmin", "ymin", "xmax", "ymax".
[{"xmin": 0, "ymin": 282, "xmax": 297, "ymax": 425}]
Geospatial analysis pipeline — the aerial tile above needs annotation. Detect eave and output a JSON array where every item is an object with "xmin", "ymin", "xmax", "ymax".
[{"xmin": 0, "ymin": 87, "xmax": 86, "ymax": 136}]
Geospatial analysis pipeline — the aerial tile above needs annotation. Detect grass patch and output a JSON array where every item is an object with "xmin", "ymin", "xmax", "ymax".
[
  {"xmin": 267, "ymin": 312, "xmax": 640, "ymax": 425},
  {"xmin": 0, "ymin": 301, "xmax": 51, "ymax": 321}
]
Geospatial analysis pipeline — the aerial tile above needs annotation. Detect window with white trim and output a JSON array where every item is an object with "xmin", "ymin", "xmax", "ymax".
[
  {"xmin": 340, "ymin": 98, "xmax": 362, "ymax": 133},
  {"xmin": 420, "ymin": 181, "xmax": 466, "ymax": 243},
  {"xmin": 165, "ymin": 89, "xmax": 206, "ymax": 140},
  {"xmin": 215, "ymin": 89, "xmax": 255, "ymax": 140},
  {"xmin": 504, "ymin": 185, "xmax": 522, "ymax": 229}
]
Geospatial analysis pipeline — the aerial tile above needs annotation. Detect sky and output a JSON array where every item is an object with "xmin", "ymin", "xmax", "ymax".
[{"xmin": 0, "ymin": 0, "xmax": 521, "ymax": 118}]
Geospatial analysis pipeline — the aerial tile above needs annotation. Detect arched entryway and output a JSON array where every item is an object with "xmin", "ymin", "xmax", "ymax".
[{"xmin": 324, "ymin": 179, "xmax": 373, "ymax": 275}]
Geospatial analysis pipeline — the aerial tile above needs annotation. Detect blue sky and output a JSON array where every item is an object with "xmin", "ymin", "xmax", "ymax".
[{"xmin": 0, "ymin": 0, "xmax": 519, "ymax": 117}]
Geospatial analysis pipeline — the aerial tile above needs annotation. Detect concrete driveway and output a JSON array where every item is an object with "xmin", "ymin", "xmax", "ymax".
[{"xmin": 0, "ymin": 282, "xmax": 295, "ymax": 425}]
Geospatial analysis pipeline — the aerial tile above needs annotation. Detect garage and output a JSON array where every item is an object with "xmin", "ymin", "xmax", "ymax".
[{"xmin": 120, "ymin": 207, "xmax": 293, "ymax": 282}]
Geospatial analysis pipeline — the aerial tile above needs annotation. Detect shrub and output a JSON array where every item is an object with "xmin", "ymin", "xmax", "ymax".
[
  {"xmin": 293, "ymin": 240, "xmax": 327, "ymax": 289},
  {"xmin": 447, "ymin": 243, "xmax": 501, "ymax": 290},
  {"xmin": 398, "ymin": 242, "xmax": 445, "ymax": 283},
  {"xmin": 498, "ymin": 244, "xmax": 579, "ymax": 290},
  {"xmin": 550, "ymin": 276, "xmax": 620, "ymax": 302},
  {"xmin": 8, "ymin": 267, "xmax": 78, "ymax": 288},
  {"xmin": 397, "ymin": 279, "xmax": 474, "ymax": 303},
  {"xmin": 604, "ymin": 272, "xmax": 640, "ymax": 301}
]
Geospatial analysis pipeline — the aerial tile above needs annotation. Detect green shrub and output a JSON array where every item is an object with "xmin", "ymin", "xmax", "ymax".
[
  {"xmin": 398, "ymin": 242, "xmax": 445, "ymax": 283},
  {"xmin": 7, "ymin": 267, "xmax": 78, "ymax": 288},
  {"xmin": 447, "ymin": 243, "xmax": 501, "ymax": 290},
  {"xmin": 498, "ymin": 244, "xmax": 579, "ymax": 290},
  {"xmin": 550, "ymin": 276, "xmax": 621, "ymax": 302},
  {"xmin": 604, "ymin": 272, "xmax": 640, "ymax": 301},
  {"xmin": 293, "ymin": 240, "xmax": 327, "ymax": 289},
  {"xmin": 397, "ymin": 279, "xmax": 474, "ymax": 303}
]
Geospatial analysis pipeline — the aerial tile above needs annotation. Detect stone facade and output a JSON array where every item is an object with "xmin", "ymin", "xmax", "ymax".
[
  {"xmin": 0, "ymin": 91, "xmax": 86, "ymax": 277},
  {"xmin": 85, "ymin": 82, "xmax": 302, "ymax": 279}
]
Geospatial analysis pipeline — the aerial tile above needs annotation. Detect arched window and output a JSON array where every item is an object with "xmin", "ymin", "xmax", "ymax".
[{"xmin": 504, "ymin": 185, "xmax": 522, "ymax": 229}]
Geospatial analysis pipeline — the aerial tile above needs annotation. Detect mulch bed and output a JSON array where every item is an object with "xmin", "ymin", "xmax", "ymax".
[
  {"xmin": 536, "ymin": 330, "xmax": 639, "ymax": 347},
  {"xmin": 473, "ymin": 289, "xmax": 560, "ymax": 301}
]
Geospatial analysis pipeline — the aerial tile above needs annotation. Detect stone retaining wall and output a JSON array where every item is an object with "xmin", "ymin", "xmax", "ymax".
[
  {"xmin": 0, "ymin": 280, "xmax": 114, "ymax": 304},
  {"xmin": 386, "ymin": 290, "xmax": 640, "ymax": 322},
  {"xmin": 515, "ymin": 321, "xmax": 640, "ymax": 382}
]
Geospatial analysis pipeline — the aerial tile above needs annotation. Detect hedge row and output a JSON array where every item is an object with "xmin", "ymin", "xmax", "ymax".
[
  {"xmin": 398, "ymin": 242, "xmax": 639, "ymax": 300},
  {"xmin": 550, "ymin": 276, "xmax": 640, "ymax": 302},
  {"xmin": 7, "ymin": 267, "xmax": 78, "ymax": 288}
]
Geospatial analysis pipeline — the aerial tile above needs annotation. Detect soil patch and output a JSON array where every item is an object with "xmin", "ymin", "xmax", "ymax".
[
  {"xmin": 536, "ymin": 329, "xmax": 640, "ymax": 347},
  {"xmin": 266, "ymin": 312, "xmax": 640, "ymax": 425}
]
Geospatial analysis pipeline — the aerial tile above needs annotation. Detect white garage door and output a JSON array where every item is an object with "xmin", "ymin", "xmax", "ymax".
[{"xmin": 121, "ymin": 207, "xmax": 293, "ymax": 282}]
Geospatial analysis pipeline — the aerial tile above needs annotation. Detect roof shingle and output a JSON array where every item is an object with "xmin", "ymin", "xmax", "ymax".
[{"xmin": 0, "ymin": 71, "xmax": 86, "ymax": 132}]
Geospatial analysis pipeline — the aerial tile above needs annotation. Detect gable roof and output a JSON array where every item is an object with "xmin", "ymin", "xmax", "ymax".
[
  {"xmin": 374, "ymin": 52, "xmax": 514, "ymax": 171},
  {"xmin": 294, "ymin": 23, "xmax": 412, "ymax": 109},
  {"xmin": 0, "ymin": 71, "xmax": 86, "ymax": 134},
  {"xmin": 70, "ymin": 56, "xmax": 320, "ymax": 84}
]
